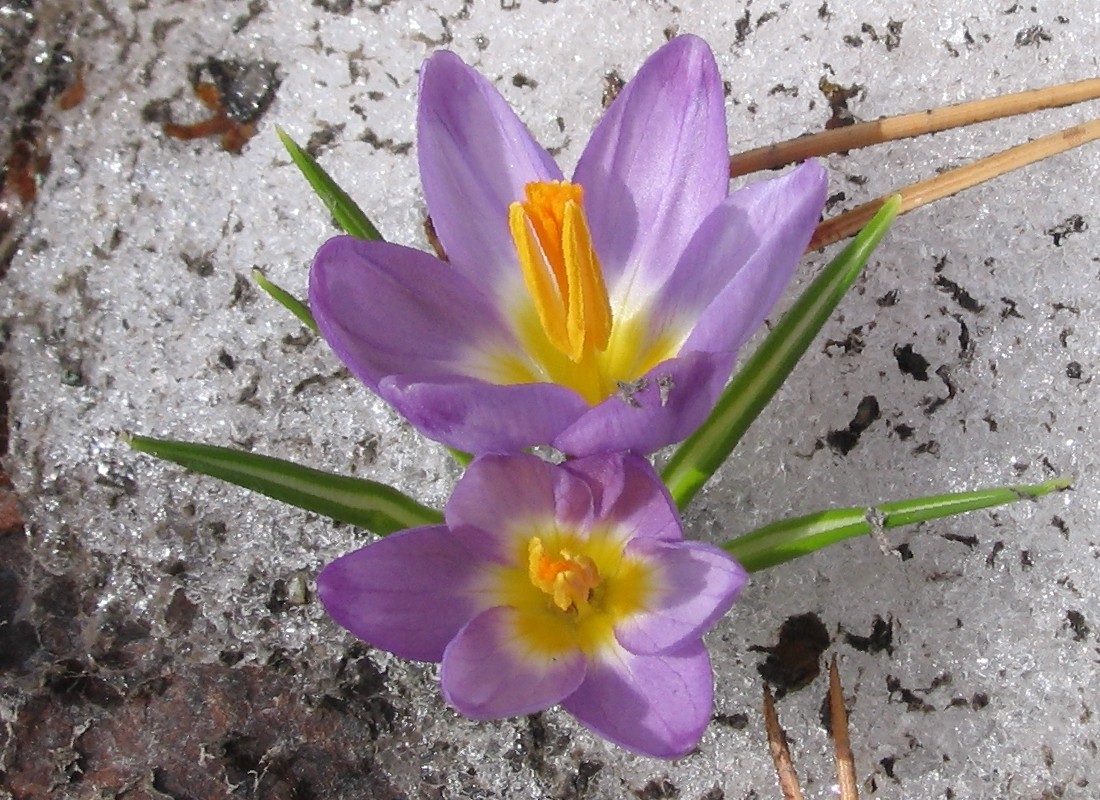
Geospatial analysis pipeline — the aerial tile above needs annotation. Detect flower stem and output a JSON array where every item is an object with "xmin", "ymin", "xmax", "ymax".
[
  {"xmin": 662, "ymin": 196, "xmax": 900, "ymax": 510},
  {"xmin": 724, "ymin": 476, "xmax": 1071, "ymax": 573}
]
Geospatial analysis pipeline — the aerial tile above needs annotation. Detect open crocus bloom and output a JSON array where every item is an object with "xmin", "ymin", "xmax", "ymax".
[
  {"xmin": 318, "ymin": 452, "xmax": 746, "ymax": 758},
  {"xmin": 310, "ymin": 35, "xmax": 827, "ymax": 455}
]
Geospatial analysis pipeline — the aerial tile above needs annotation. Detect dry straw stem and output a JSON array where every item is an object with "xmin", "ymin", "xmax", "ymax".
[
  {"xmin": 762, "ymin": 685, "xmax": 805, "ymax": 800},
  {"xmin": 828, "ymin": 657, "xmax": 860, "ymax": 800},
  {"xmin": 808, "ymin": 117, "xmax": 1100, "ymax": 251},
  {"xmin": 759, "ymin": 664, "xmax": 861, "ymax": 800},
  {"xmin": 730, "ymin": 77, "xmax": 1100, "ymax": 177}
]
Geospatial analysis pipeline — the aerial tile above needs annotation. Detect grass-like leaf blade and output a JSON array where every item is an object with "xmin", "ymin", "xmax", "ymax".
[
  {"xmin": 126, "ymin": 434, "xmax": 442, "ymax": 535},
  {"xmin": 663, "ymin": 195, "xmax": 902, "ymax": 509},
  {"xmin": 276, "ymin": 126, "xmax": 383, "ymax": 241},
  {"xmin": 252, "ymin": 268, "xmax": 318, "ymax": 332},
  {"xmin": 725, "ymin": 476, "xmax": 1071, "ymax": 572}
]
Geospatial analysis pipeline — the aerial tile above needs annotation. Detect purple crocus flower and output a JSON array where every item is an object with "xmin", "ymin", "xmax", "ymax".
[
  {"xmin": 310, "ymin": 36, "xmax": 827, "ymax": 455},
  {"xmin": 318, "ymin": 451, "xmax": 746, "ymax": 758}
]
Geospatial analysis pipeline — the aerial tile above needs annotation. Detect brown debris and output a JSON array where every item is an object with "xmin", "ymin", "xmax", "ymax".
[
  {"xmin": 424, "ymin": 215, "xmax": 448, "ymax": 261},
  {"xmin": 162, "ymin": 81, "xmax": 259, "ymax": 154},
  {"xmin": 818, "ymin": 77, "xmax": 862, "ymax": 130},
  {"xmin": 56, "ymin": 64, "xmax": 86, "ymax": 111},
  {"xmin": 3, "ymin": 140, "xmax": 51, "ymax": 205},
  {"xmin": 161, "ymin": 60, "xmax": 280, "ymax": 154},
  {"xmin": 753, "ymin": 612, "xmax": 831, "ymax": 697},
  {"xmin": 0, "ymin": 481, "xmax": 22, "ymax": 532}
]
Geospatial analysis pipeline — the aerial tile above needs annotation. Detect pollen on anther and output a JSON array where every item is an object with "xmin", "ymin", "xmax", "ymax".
[
  {"xmin": 527, "ymin": 537, "xmax": 601, "ymax": 612},
  {"xmin": 509, "ymin": 181, "xmax": 612, "ymax": 363}
]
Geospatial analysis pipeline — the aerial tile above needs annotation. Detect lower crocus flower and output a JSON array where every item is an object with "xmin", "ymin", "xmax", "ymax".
[
  {"xmin": 318, "ymin": 452, "xmax": 746, "ymax": 758},
  {"xmin": 310, "ymin": 35, "xmax": 827, "ymax": 456}
]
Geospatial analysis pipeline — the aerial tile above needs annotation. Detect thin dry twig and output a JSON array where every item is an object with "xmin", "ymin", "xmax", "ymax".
[
  {"xmin": 763, "ymin": 684, "xmax": 805, "ymax": 800},
  {"xmin": 828, "ymin": 656, "xmax": 860, "ymax": 800},
  {"xmin": 808, "ymin": 117, "xmax": 1100, "ymax": 250},
  {"xmin": 730, "ymin": 77, "xmax": 1100, "ymax": 177}
]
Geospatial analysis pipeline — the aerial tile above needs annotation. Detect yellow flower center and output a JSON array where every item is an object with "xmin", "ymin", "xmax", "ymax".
[
  {"xmin": 509, "ymin": 182, "xmax": 613, "ymax": 364},
  {"xmin": 527, "ymin": 537, "xmax": 601, "ymax": 612},
  {"xmin": 489, "ymin": 527, "xmax": 653, "ymax": 658}
]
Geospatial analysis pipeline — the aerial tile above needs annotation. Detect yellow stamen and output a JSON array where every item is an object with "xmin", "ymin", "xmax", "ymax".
[
  {"xmin": 527, "ymin": 536, "xmax": 601, "ymax": 612},
  {"xmin": 494, "ymin": 530, "xmax": 653, "ymax": 657},
  {"xmin": 509, "ymin": 182, "xmax": 612, "ymax": 362}
]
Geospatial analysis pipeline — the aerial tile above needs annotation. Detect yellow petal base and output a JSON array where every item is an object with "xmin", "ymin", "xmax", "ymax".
[
  {"xmin": 501, "ymin": 182, "xmax": 680, "ymax": 405},
  {"xmin": 490, "ymin": 526, "xmax": 653, "ymax": 658}
]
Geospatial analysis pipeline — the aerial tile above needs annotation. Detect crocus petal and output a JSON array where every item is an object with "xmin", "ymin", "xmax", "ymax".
[
  {"xmin": 676, "ymin": 161, "xmax": 829, "ymax": 354},
  {"xmin": 379, "ymin": 375, "xmax": 589, "ymax": 454},
  {"xmin": 574, "ymin": 35, "xmax": 728, "ymax": 309},
  {"xmin": 552, "ymin": 350, "xmax": 732, "ymax": 457},
  {"xmin": 310, "ymin": 236, "xmax": 518, "ymax": 388},
  {"xmin": 562, "ymin": 640, "xmax": 713, "ymax": 759},
  {"xmin": 563, "ymin": 452, "xmax": 681, "ymax": 543},
  {"xmin": 441, "ymin": 606, "xmax": 587, "ymax": 719},
  {"xmin": 615, "ymin": 541, "xmax": 746, "ymax": 655},
  {"xmin": 317, "ymin": 526, "xmax": 482, "ymax": 663},
  {"xmin": 447, "ymin": 453, "xmax": 594, "ymax": 564},
  {"xmin": 418, "ymin": 50, "xmax": 563, "ymax": 296}
]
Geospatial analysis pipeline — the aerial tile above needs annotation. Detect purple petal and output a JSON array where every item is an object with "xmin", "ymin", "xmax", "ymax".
[
  {"xmin": 441, "ymin": 606, "xmax": 586, "ymax": 719},
  {"xmin": 418, "ymin": 51, "xmax": 563, "ymax": 295},
  {"xmin": 677, "ymin": 161, "xmax": 828, "ymax": 354},
  {"xmin": 562, "ymin": 640, "xmax": 713, "ymax": 759},
  {"xmin": 317, "ymin": 526, "xmax": 483, "ymax": 663},
  {"xmin": 309, "ymin": 236, "xmax": 517, "ymax": 389},
  {"xmin": 446, "ymin": 453, "xmax": 593, "ymax": 564},
  {"xmin": 552, "ymin": 350, "xmax": 732, "ymax": 457},
  {"xmin": 379, "ymin": 375, "xmax": 589, "ymax": 454},
  {"xmin": 563, "ymin": 453, "xmax": 681, "ymax": 542},
  {"xmin": 615, "ymin": 541, "xmax": 746, "ymax": 655},
  {"xmin": 574, "ymin": 36, "xmax": 728, "ymax": 302}
]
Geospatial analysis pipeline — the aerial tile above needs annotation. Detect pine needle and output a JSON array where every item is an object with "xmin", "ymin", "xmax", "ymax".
[
  {"xmin": 763, "ymin": 684, "xmax": 805, "ymax": 800},
  {"xmin": 828, "ymin": 657, "xmax": 860, "ymax": 800},
  {"xmin": 731, "ymin": 77, "xmax": 1100, "ymax": 177},
  {"xmin": 808, "ymin": 117, "xmax": 1100, "ymax": 250}
]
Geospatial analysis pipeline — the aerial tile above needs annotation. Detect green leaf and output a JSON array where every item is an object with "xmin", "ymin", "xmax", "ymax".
[
  {"xmin": 276, "ymin": 126, "xmax": 384, "ymax": 241},
  {"xmin": 125, "ymin": 434, "xmax": 442, "ymax": 535},
  {"xmin": 663, "ymin": 195, "xmax": 902, "ymax": 510},
  {"xmin": 724, "ymin": 476, "xmax": 1071, "ymax": 573},
  {"xmin": 447, "ymin": 447, "xmax": 474, "ymax": 467},
  {"xmin": 252, "ymin": 268, "xmax": 318, "ymax": 332}
]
